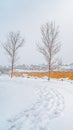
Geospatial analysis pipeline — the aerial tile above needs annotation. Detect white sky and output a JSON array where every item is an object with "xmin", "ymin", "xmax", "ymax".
[{"xmin": 0, "ymin": 0, "xmax": 73, "ymax": 65}]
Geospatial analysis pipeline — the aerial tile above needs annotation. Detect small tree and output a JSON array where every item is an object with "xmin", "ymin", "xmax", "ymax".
[
  {"xmin": 3, "ymin": 31, "xmax": 25, "ymax": 77},
  {"xmin": 37, "ymin": 21, "xmax": 61, "ymax": 80}
]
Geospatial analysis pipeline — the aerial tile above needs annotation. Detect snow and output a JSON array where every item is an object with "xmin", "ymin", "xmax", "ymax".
[{"xmin": 0, "ymin": 75, "xmax": 73, "ymax": 130}]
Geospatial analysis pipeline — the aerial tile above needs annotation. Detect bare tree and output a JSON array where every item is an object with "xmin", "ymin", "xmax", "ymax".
[
  {"xmin": 3, "ymin": 31, "xmax": 25, "ymax": 77},
  {"xmin": 37, "ymin": 22, "xmax": 61, "ymax": 80}
]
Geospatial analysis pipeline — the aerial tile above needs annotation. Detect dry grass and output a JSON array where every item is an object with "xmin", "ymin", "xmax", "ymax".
[{"xmin": 11, "ymin": 71, "xmax": 73, "ymax": 80}]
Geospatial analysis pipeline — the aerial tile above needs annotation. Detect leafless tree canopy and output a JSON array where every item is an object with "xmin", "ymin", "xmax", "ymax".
[
  {"xmin": 3, "ymin": 31, "xmax": 25, "ymax": 77},
  {"xmin": 37, "ymin": 22, "xmax": 61, "ymax": 79}
]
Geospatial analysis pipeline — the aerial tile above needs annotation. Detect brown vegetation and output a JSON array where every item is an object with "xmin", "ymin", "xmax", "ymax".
[{"xmin": 11, "ymin": 71, "xmax": 73, "ymax": 80}]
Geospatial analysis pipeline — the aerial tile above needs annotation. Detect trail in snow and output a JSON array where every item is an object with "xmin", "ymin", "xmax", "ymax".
[
  {"xmin": 48, "ymin": 80, "xmax": 73, "ymax": 130},
  {"xmin": 8, "ymin": 81, "xmax": 64, "ymax": 130},
  {"xmin": 0, "ymin": 76, "xmax": 73, "ymax": 130}
]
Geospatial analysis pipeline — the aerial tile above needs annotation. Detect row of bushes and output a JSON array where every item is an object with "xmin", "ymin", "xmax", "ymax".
[{"xmin": 11, "ymin": 71, "xmax": 73, "ymax": 80}]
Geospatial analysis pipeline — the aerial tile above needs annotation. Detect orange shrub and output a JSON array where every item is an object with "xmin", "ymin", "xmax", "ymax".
[{"xmin": 12, "ymin": 71, "xmax": 73, "ymax": 80}]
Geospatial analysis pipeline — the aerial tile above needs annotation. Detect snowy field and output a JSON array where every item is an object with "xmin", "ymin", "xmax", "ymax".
[{"xmin": 0, "ymin": 76, "xmax": 73, "ymax": 130}]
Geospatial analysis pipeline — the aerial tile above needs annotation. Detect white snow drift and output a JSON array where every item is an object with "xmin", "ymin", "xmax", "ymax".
[{"xmin": 0, "ymin": 75, "xmax": 73, "ymax": 130}]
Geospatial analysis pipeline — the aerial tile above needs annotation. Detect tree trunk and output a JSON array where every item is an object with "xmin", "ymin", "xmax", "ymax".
[
  {"xmin": 11, "ymin": 63, "xmax": 13, "ymax": 78},
  {"xmin": 11, "ymin": 56, "xmax": 14, "ymax": 78},
  {"xmin": 48, "ymin": 70, "xmax": 50, "ymax": 80},
  {"xmin": 48, "ymin": 62, "xmax": 51, "ymax": 80}
]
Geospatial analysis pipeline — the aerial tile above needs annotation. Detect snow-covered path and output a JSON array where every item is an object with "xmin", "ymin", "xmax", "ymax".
[
  {"xmin": 0, "ymin": 76, "xmax": 73, "ymax": 130},
  {"xmin": 49, "ymin": 80, "xmax": 73, "ymax": 130}
]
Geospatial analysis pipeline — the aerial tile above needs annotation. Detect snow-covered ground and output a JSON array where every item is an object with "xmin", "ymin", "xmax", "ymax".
[{"xmin": 0, "ymin": 75, "xmax": 73, "ymax": 130}]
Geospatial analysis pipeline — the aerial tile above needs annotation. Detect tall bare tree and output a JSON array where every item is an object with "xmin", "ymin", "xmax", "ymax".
[
  {"xmin": 37, "ymin": 22, "xmax": 61, "ymax": 80},
  {"xmin": 3, "ymin": 31, "xmax": 25, "ymax": 77}
]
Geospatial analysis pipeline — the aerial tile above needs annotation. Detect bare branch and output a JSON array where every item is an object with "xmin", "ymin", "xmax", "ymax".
[
  {"xmin": 2, "ymin": 31, "xmax": 25, "ymax": 77},
  {"xmin": 37, "ymin": 21, "xmax": 61, "ymax": 80}
]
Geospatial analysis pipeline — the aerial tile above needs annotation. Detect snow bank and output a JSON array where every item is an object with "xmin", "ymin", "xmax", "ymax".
[{"xmin": 0, "ymin": 76, "xmax": 73, "ymax": 130}]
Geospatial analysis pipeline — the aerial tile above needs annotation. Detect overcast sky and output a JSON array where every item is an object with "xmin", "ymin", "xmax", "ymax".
[{"xmin": 0, "ymin": 0, "xmax": 73, "ymax": 65}]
